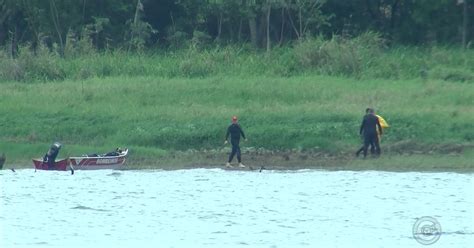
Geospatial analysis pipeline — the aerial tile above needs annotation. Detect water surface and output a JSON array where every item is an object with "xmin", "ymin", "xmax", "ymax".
[{"xmin": 1, "ymin": 169, "xmax": 473, "ymax": 247}]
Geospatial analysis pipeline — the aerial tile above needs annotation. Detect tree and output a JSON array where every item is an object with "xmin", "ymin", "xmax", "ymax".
[
  {"xmin": 127, "ymin": 0, "xmax": 156, "ymax": 51},
  {"xmin": 0, "ymin": 0, "xmax": 471, "ymax": 50},
  {"xmin": 287, "ymin": 0, "xmax": 330, "ymax": 40},
  {"xmin": 458, "ymin": 0, "xmax": 469, "ymax": 48}
]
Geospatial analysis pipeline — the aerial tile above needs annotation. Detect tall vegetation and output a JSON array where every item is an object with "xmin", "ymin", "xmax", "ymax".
[
  {"xmin": 1, "ymin": 33, "xmax": 472, "ymax": 82},
  {"xmin": 0, "ymin": 0, "xmax": 472, "ymax": 55}
]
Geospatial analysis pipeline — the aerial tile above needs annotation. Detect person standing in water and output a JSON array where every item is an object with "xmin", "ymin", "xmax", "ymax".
[
  {"xmin": 359, "ymin": 108, "xmax": 383, "ymax": 158},
  {"xmin": 224, "ymin": 116, "xmax": 247, "ymax": 168}
]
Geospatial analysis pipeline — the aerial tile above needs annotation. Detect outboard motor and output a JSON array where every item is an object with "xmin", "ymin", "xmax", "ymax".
[
  {"xmin": 43, "ymin": 142, "xmax": 62, "ymax": 169},
  {"xmin": 0, "ymin": 153, "xmax": 5, "ymax": 169}
]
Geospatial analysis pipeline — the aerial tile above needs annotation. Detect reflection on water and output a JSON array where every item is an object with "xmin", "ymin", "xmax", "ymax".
[{"xmin": 0, "ymin": 169, "xmax": 473, "ymax": 247}]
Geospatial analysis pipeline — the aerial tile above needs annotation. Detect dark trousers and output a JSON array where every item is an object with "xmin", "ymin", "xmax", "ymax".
[
  {"xmin": 228, "ymin": 141, "xmax": 241, "ymax": 163},
  {"xmin": 356, "ymin": 144, "xmax": 376, "ymax": 156},
  {"xmin": 363, "ymin": 133, "xmax": 380, "ymax": 157}
]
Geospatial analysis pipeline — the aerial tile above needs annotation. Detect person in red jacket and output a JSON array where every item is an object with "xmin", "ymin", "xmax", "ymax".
[{"xmin": 224, "ymin": 116, "xmax": 247, "ymax": 168}]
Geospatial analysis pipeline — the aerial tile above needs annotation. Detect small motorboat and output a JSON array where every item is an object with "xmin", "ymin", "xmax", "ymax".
[
  {"xmin": 32, "ymin": 158, "xmax": 70, "ymax": 171},
  {"xmin": 69, "ymin": 148, "xmax": 128, "ymax": 170}
]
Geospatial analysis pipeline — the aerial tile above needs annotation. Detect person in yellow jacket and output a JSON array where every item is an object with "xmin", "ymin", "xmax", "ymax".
[
  {"xmin": 356, "ymin": 108, "xmax": 389, "ymax": 157},
  {"xmin": 376, "ymin": 113, "xmax": 389, "ymax": 141}
]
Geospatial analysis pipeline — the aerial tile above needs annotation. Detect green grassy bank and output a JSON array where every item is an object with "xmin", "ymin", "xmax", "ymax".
[
  {"xmin": 0, "ymin": 36, "xmax": 473, "ymax": 171},
  {"xmin": 0, "ymin": 74, "xmax": 472, "ymax": 171}
]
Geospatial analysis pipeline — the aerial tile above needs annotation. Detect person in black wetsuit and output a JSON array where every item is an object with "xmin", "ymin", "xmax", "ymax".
[
  {"xmin": 43, "ymin": 142, "xmax": 62, "ymax": 170},
  {"xmin": 356, "ymin": 108, "xmax": 373, "ymax": 157},
  {"xmin": 359, "ymin": 108, "xmax": 382, "ymax": 158},
  {"xmin": 224, "ymin": 116, "xmax": 247, "ymax": 168}
]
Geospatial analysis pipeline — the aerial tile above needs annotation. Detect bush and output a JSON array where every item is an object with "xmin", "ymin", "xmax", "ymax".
[
  {"xmin": 0, "ymin": 50, "xmax": 24, "ymax": 81},
  {"xmin": 1, "ymin": 33, "xmax": 472, "ymax": 82},
  {"xmin": 178, "ymin": 49, "xmax": 215, "ymax": 77},
  {"xmin": 294, "ymin": 32, "xmax": 384, "ymax": 77},
  {"xmin": 293, "ymin": 36, "xmax": 327, "ymax": 68},
  {"xmin": 0, "ymin": 44, "xmax": 65, "ymax": 82},
  {"xmin": 430, "ymin": 67, "xmax": 474, "ymax": 82},
  {"xmin": 166, "ymin": 30, "xmax": 189, "ymax": 49},
  {"xmin": 191, "ymin": 30, "xmax": 212, "ymax": 49}
]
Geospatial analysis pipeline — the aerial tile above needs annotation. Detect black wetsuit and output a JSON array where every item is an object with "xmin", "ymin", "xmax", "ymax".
[
  {"xmin": 359, "ymin": 114, "xmax": 382, "ymax": 157},
  {"xmin": 43, "ymin": 148, "xmax": 59, "ymax": 170},
  {"xmin": 226, "ymin": 123, "xmax": 246, "ymax": 163}
]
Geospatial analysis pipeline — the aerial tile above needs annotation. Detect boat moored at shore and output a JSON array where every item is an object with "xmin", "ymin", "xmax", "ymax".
[{"xmin": 69, "ymin": 149, "xmax": 128, "ymax": 170}]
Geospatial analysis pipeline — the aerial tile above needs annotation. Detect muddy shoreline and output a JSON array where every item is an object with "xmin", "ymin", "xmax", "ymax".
[
  {"xmin": 3, "ymin": 145, "xmax": 473, "ymax": 173},
  {"xmin": 124, "ymin": 148, "xmax": 474, "ymax": 173}
]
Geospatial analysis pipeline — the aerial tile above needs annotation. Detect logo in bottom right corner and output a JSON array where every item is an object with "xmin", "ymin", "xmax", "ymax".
[{"xmin": 412, "ymin": 216, "xmax": 442, "ymax": 245}]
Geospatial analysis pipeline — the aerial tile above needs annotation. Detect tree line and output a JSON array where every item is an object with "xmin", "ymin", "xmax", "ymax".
[{"xmin": 1, "ymin": 0, "xmax": 472, "ymax": 55}]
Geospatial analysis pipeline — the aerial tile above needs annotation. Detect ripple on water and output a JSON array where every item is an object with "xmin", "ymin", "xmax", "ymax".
[
  {"xmin": 70, "ymin": 205, "xmax": 110, "ymax": 212},
  {"xmin": 0, "ymin": 169, "xmax": 472, "ymax": 248},
  {"xmin": 107, "ymin": 172, "xmax": 122, "ymax": 177},
  {"xmin": 31, "ymin": 242, "xmax": 48, "ymax": 245},
  {"xmin": 194, "ymin": 178, "xmax": 210, "ymax": 181}
]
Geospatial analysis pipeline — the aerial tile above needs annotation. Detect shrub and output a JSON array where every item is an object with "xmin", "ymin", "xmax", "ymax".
[
  {"xmin": 0, "ymin": 44, "xmax": 65, "ymax": 82},
  {"xmin": 179, "ymin": 57, "xmax": 214, "ymax": 77},
  {"xmin": 294, "ymin": 32, "xmax": 384, "ymax": 77},
  {"xmin": 176, "ymin": 48, "xmax": 216, "ymax": 77},
  {"xmin": 166, "ymin": 30, "xmax": 189, "ymax": 49},
  {"xmin": 430, "ymin": 67, "xmax": 474, "ymax": 82},
  {"xmin": 191, "ymin": 30, "xmax": 212, "ymax": 49}
]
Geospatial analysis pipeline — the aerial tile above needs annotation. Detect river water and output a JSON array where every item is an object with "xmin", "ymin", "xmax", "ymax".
[{"xmin": 0, "ymin": 169, "xmax": 473, "ymax": 248}]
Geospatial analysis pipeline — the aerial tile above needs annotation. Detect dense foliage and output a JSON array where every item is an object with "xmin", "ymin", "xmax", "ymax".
[
  {"xmin": 1, "ymin": 0, "xmax": 472, "ymax": 54},
  {"xmin": 1, "ymin": 35, "xmax": 473, "ymax": 82}
]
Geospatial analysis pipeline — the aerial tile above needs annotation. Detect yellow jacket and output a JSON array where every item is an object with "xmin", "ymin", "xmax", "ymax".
[
  {"xmin": 376, "ymin": 115, "xmax": 389, "ymax": 140},
  {"xmin": 376, "ymin": 115, "xmax": 389, "ymax": 129}
]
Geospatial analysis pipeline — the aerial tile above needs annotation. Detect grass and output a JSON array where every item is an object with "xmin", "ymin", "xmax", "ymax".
[
  {"xmin": 0, "ymin": 74, "xmax": 473, "ymax": 171},
  {"xmin": 0, "ymin": 34, "xmax": 473, "ymax": 171},
  {"xmin": 1, "ymin": 35, "xmax": 473, "ymax": 82},
  {"xmin": 342, "ymin": 152, "xmax": 474, "ymax": 172}
]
